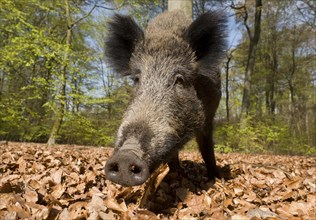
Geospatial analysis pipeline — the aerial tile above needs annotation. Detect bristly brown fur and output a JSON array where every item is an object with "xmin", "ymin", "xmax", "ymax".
[
  {"xmin": 186, "ymin": 12, "xmax": 227, "ymax": 61},
  {"xmin": 104, "ymin": 10, "xmax": 227, "ymax": 186},
  {"xmin": 105, "ymin": 14, "xmax": 144, "ymax": 76}
]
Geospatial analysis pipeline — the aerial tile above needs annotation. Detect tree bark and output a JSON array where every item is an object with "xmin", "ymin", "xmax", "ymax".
[
  {"xmin": 240, "ymin": 0, "xmax": 262, "ymax": 118},
  {"xmin": 265, "ymin": 39, "xmax": 277, "ymax": 116},
  {"xmin": 0, "ymin": 70, "xmax": 5, "ymax": 101},
  {"xmin": 225, "ymin": 50, "xmax": 234, "ymax": 122},
  {"xmin": 47, "ymin": 0, "xmax": 72, "ymax": 146},
  {"xmin": 168, "ymin": 0, "xmax": 192, "ymax": 18}
]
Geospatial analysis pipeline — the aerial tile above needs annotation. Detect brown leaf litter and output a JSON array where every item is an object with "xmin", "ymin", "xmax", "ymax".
[{"xmin": 0, "ymin": 142, "xmax": 315, "ymax": 219}]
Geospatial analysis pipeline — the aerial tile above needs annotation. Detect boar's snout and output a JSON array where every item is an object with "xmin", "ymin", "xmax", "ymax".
[{"xmin": 104, "ymin": 151, "xmax": 149, "ymax": 186}]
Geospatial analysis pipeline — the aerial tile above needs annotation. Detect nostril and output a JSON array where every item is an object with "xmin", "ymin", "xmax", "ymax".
[
  {"xmin": 129, "ymin": 164, "xmax": 142, "ymax": 175},
  {"xmin": 105, "ymin": 151, "xmax": 150, "ymax": 186},
  {"xmin": 108, "ymin": 162, "xmax": 119, "ymax": 172}
]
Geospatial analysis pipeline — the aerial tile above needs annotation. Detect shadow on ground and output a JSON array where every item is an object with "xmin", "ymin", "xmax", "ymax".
[{"xmin": 136, "ymin": 160, "xmax": 233, "ymax": 214}]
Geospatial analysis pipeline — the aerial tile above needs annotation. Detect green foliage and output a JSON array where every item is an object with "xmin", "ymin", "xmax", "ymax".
[
  {"xmin": 0, "ymin": 0, "xmax": 110, "ymax": 145},
  {"xmin": 0, "ymin": 95, "xmax": 51, "ymax": 142},
  {"xmin": 184, "ymin": 139, "xmax": 199, "ymax": 151},
  {"xmin": 117, "ymin": 0, "xmax": 166, "ymax": 27},
  {"xmin": 56, "ymin": 81, "xmax": 131, "ymax": 146},
  {"xmin": 58, "ymin": 113, "xmax": 99, "ymax": 146},
  {"xmin": 215, "ymin": 116, "xmax": 316, "ymax": 156},
  {"xmin": 0, "ymin": 0, "xmax": 314, "ymax": 157},
  {"xmin": 0, "ymin": 98, "xmax": 25, "ymax": 139}
]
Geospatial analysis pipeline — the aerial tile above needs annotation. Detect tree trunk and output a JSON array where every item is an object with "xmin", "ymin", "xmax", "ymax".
[
  {"xmin": 168, "ymin": 0, "xmax": 192, "ymax": 18},
  {"xmin": 0, "ymin": 70, "xmax": 5, "ymax": 101},
  {"xmin": 225, "ymin": 50, "xmax": 234, "ymax": 122},
  {"xmin": 240, "ymin": 0, "xmax": 262, "ymax": 118},
  {"xmin": 265, "ymin": 46, "xmax": 277, "ymax": 116},
  {"xmin": 288, "ymin": 25, "xmax": 297, "ymax": 136},
  {"xmin": 311, "ymin": 104, "xmax": 316, "ymax": 146},
  {"xmin": 47, "ymin": 0, "xmax": 72, "ymax": 146}
]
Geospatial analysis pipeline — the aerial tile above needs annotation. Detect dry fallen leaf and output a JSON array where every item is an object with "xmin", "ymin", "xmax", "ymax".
[
  {"xmin": 104, "ymin": 198, "xmax": 127, "ymax": 213},
  {"xmin": 0, "ymin": 142, "xmax": 315, "ymax": 219},
  {"xmin": 87, "ymin": 195, "xmax": 107, "ymax": 219},
  {"xmin": 23, "ymin": 187, "xmax": 38, "ymax": 203},
  {"xmin": 53, "ymin": 169, "xmax": 63, "ymax": 184},
  {"xmin": 51, "ymin": 184, "xmax": 65, "ymax": 199},
  {"xmin": 139, "ymin": 163, "xmax": 170, "ymax": 208}
]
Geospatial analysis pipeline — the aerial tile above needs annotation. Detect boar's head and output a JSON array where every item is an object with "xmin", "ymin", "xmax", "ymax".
[{"xmin": 104, "ymin": 11, "xmax": 226, "ymax": 186}]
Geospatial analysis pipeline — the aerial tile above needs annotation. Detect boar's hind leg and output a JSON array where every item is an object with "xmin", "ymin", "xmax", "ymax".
[{"xmin": 196, "ymin": 126, "xmax": 220, "ymax": 180}]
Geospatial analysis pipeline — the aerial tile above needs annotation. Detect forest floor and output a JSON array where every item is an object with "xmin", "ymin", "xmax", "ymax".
[{"xmin": 0, "ymin": 142, "xmax": 315, "ymax": 220}]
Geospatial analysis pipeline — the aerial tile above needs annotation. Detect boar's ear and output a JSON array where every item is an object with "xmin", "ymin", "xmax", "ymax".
[
  {"xmin": 105, "ymin": 14, "xmax": 144, "ymax": 76},
  {"xmin": 186, "ymin": 12, "xmax": 227, "ymax": 64}
]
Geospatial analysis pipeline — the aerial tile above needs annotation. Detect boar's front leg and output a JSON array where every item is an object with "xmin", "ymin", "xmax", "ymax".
[
  {"xmin": 194, "ymin": 74, "xmax": 221, "ymax": 180},
  {"xmin": 196, "ymin": 125, "xmax": 220, "ymax": 180},
  {"xmin": 168, "ymin": 151, "xmax": 181, "ymax": 172}
]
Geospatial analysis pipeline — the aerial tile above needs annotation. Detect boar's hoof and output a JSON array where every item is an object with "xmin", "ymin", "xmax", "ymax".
[{"xmin": 104, "ymin": 151, "xmax": 149, "ymax": 186}]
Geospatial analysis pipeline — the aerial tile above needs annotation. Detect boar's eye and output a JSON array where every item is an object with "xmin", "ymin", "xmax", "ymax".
[
  {"xmin": 131, "ymin": 69, "xmax": 141, "ymax": 84},
  {"xmin": 173, "ymin": 74, "xmax": 185, "ymax": 86},
  {"xmin": 131, "ymin": 68, "xmax": 141, "ymax": 85},
  {"xmin": 131, "ymin": 75, "xmax": 140, "ymax": 84}
]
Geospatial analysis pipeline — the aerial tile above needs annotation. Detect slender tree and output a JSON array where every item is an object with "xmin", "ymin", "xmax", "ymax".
[
  {"xmin": 232, "ymin": 0, "xmax": 262, "ymax": 117},
  {"xmin": 224, "ymin": 49, "xmax": 235, "ymax": 122},
  {"xmin": 47, "ymin": 0, "xmax": 72, "ymax": 146},
  {"xmin": 47, "ymin": 1, "xmax": 97, "ymax": 145}
]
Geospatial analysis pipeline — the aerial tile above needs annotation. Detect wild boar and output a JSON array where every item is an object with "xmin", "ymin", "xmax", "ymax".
[{"xmin": 104, "ymin": 10, "xmax": 226, "ymax": 186}]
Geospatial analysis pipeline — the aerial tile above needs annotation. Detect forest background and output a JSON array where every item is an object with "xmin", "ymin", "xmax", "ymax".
[{"xmin": 0, "ymin": 0, "xmax": 315, "ymax": 155}]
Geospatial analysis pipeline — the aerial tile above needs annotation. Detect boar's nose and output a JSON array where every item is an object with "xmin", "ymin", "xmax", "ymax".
[{"xmin": 104, "ymin": 151, "xmax": 149, "ymax": 186}]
